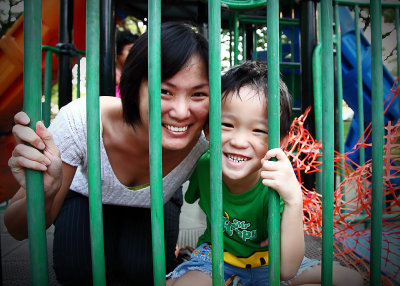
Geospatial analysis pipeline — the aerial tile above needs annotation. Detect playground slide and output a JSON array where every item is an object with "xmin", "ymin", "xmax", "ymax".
[
  {"xmin": 0, "ymin": 0, "xmax": 86, "ymax": 202},
  {"xmin": 339, "ymin": 6, "xmax": 398, "ymax": 165}
]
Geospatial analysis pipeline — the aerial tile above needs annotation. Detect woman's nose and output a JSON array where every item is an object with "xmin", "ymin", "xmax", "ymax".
[{"xmin": 169, "ymin": 96, "xmax": 190, "ymax": 120}]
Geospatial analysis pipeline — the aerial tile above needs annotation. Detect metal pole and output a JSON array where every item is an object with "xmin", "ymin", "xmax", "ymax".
[
  {"xmin": 24, "ymin": 0, "xmax": 49, "ymax": 284},
  {"xmin": 148, "ymin": 1, "xmax": 166, "ymax": 285},
  {"xmin": 370, "ymin": 0, "xmax": 384, "ymax": 284},
  {"xmin": 234, "ymin": 11, "xmax": 239, "ymax": 65},
  {"xmin": 43, "ymin": 50, "xmax": 53, "ymax": 128},
  {"xmin": 334, "ymin": 3, "xmax": 345, "ymax": 182},
  {"xmin": 86, "ymin": 0, "xmax": 107, "ymax": 284},
  {"xmin": 267, "ymin": 0, "xmax": 281, "ymax": 285},
  {"xmin": 77, "ymin": 54, "xmax": 81, "ymax": 99},
  {"xmin": 354, "ymin": 5, "xmax": 365, "ymax": 165},
  {"xmin": 209, "ymin": 0, "xmax": 223, "ymax": 285},
  {"xmin": 100, "ymin": 0, "xmax": 115, "ymax": 97},
  {"xmin": 57, "ymin": 0, "xmax": 73, "ymax": 108},
  {"xmin": 321, "ymin": 0, "xmax": 334, "ymax": 285}
]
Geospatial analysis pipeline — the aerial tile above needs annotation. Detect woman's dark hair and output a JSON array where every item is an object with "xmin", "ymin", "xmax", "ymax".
[
  {"xmin": 221, "ymin": 61, "xmax": 292, "ymax": 138},
  {"xmin": 116, "ymin": 30, "xmax": 139, "ymax": 55},
  {"xmin": 119, "ymin": 22, "xmax": 209, "ymax": 127}
]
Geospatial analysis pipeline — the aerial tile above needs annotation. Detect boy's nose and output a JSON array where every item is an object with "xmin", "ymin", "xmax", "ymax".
[{"xmin": 230, "ymin": 132, "xmax": 249, "ymax": 149}]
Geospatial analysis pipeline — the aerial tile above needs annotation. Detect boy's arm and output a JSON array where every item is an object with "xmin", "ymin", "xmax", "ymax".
[{"xmin": 261, "ymin": 148, "xmax": 304, "ymax": 281}]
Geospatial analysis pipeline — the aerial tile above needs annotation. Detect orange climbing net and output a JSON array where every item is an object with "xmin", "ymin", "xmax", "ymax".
[{"xmin": 285, "ymin": 79, "xmax": 400, "ymax": 285}]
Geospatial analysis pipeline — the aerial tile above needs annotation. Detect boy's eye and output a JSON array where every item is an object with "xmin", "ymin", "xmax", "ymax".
[
  {"xmin": 161, "ymin": 89, "xmax": 172, "ymax": 95},
  {"xmin": 254, "ymin": 129, "xmax": 268, "ymax": 134},
  {"xmin": 222, "ymin": 123, "xmax": 233, "ymax": 128}
]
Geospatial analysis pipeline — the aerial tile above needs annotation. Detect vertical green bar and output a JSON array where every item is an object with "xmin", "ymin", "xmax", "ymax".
[
  {"xmin": 23, "ymin": 1, "xmax": 49, "ymax": 285},
  {"xmin": 43, "ymin": 50, "xmax": 53, "ymax": 128},
  {"xmin": 148, "ymin": 1, "xmax": 166, "ymax": 285},
  {"xmin": 253, "ymin": 26, "xmax": 258, "ymax": 60},
  {"xmin": 242, "ymin": 24, "xmax": 246, "ymax": 62},
  {"xmin": 86, "ymin": 0, "xmax": 107, "ymax": 284},
  {"xmin": 312, "ymin": 43, "xmax": 322, "ymax": 193},
  {"xmin": 370, "ymin": 1, "xmax": 383, "ymax": 284},
  {"xmin": 234, "ymin": 11, "xmax": 239, "ymax": 65},
  {"xmin": 229, "ymin": 12, "xmax": 234, "ymax": 67},
  {"xmin": 334, "ymin": 3, "xmax": 345, "ymax": 182},
  {"xmin": 77, "ymin": 54, "xmax": 81, "ymax": 99},
  {"xmin": 209, "ymin": 1, "xmax": 223, "ymax": 285},
  {"xmin": 321, "ymin": 0, "xmax": 334, "ymax": 285},
  {"xmin": 267, "ymin": 1, "xmax": 281, "ymax": 285},
  {"xmin": 354, "ymin": 5, "xmax": 365, "ymax": 165}
]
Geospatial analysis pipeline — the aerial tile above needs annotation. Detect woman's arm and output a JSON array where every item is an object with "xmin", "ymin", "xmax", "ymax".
[{"xmin": 5, "ymin": 112, "xmax": 76, "ymax": 240}]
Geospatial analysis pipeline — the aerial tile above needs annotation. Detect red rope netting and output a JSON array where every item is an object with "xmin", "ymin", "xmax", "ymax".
[{"xmin": 284, "ymin": 78, "xmax": 400, "ymax": 285}]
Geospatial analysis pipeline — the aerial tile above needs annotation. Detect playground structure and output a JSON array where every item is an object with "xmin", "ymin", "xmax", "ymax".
[{"xmin": 0, "ymin": 0, "xmax": 399, "ymax": 285}]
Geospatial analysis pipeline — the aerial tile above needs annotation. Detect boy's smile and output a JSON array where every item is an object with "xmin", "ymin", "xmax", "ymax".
[{"xmin": 221, "ymin": 85, "xmax": 269, "ymax": 193}]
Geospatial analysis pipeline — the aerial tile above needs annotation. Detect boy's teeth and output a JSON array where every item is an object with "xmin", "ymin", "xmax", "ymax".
[
  {"xmin": 165, "ymin": 125, "xmax": 188, "ymax": 132},
  {"xmin": 227, "ymin": 154, "xmax": 248, "ymax": 163}
]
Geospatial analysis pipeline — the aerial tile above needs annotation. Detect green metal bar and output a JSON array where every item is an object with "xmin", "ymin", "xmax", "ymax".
[
  {"xmin": 148, "ymin": 1, "xmax": 166, "ymax": 285},
  {"xmin": 395, "ymin": 8, "xmax": 400, "ymax": 78},
  {"xmin": 370, "ymin": 0, "xmax": 384, "ymax": 284},
  {"xmin": 267, "ymin": 1, "xmax": 280, "ymax": 285},
  {"xmin": 86, "ymin": 0, "xmax": 106, "ymax": 284},
  {"xmin": 335, "ymin": 0, "xmax": 400, "ymax": 8},
  {"xmin": 24, "ymin": 1, "xmax": 49, "ymax": 284},
  {"xmin": 334, "ymin": 3, "xmax": 345, "ymax": 182},
  {"xmin": 280, "ymin": 62, "xmax": 301, "ymax": 69},
  {"xmin": 42, "ymin": 50, "xmax": 52, "ymax": 128},
  {"xmin": 312, "ymin": 43, "xmax": 323, "ymax": 196},
  {"xmin": 209, "ymin": 1, "xmax": 223, "ymax": 285},
  {"xmin": 234, "ymin": 11, "xmax": 239, "ymax": 65},
  {"xmin": 77, "ymin": 54, "xmax": 81, "ymax": 99},
  {"xmin": 242, "ymin": 24, "xmax": 246, "ymax": 61},
  {"xmin": 321, "ymin": 0, "xmax": 335, "ymax": 285},
  {"xmin": 42, "ymin": 45, "xmax": 85, "ymax": 56},
  {"xmin": 354, "ymin": 5, "xmax": 365, "ymax": 165},
  {"xmin": 239, "ymin": 15, "xmax": 300, "ymax": 26},
  {"xmin": 229, "ymin": 12, "xmax": 234, "ymax": 67},
  {"xmin": 253, "ymin": 26, "xmax": 258, "ymax": 60},
  {"xmin": 279, "ymin": 26, "xmax": 282, "ymax": 63},
  {"xmin": 221, "ymin": 0, "xmax": 266, "ymax": 10}
]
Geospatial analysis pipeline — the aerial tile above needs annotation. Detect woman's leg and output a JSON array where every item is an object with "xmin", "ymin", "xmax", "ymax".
[
  {"xmin": 117, "ymin": 187, "xmax": 183, "ymax": 285},
  {"xmin": 52, "ymin": 190, "xmax": 117, "ymax": 286},
  {"xmin": 167, "ymin": 271, "xmax": 212, "ymax": 286}
]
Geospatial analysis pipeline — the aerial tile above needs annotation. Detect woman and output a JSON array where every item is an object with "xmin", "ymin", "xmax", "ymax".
[{"xmin": 6, "ymin": 22, "xmax": 209, "ymax": 285}]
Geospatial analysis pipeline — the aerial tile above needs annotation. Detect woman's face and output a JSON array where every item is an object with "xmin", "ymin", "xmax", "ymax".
[{"xmin": 139, "ymin": 53, "xmax": 209, "ymax": 151}]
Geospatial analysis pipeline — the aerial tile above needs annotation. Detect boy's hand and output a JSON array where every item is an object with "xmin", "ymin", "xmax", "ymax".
[{"xmin": 260, "ymin": 148, "xmax": 302, "ymax": 206}]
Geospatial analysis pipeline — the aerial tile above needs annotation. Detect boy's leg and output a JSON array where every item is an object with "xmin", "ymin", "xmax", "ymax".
[
  {"xmin": 287, "ymin": 263, "xmax": 364, "ymax": 286},
  {"xmin": 167, "ymin": 271, "xmax": 212, "ymax": 286}
]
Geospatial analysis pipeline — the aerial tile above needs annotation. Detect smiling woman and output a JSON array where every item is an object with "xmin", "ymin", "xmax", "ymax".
[{"xmin": 5, "ymin": 22, "xmax": 210, "ymax": 285}]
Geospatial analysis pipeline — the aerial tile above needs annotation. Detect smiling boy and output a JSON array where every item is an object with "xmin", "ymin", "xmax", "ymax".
[{"xmin": 166, "ymin": 61, "xmax": 362, "ymax": 286}]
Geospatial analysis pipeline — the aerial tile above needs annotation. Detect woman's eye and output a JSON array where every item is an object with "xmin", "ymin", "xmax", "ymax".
[
  {"xmin": 192, "ymin": 92, "xmax": 208, "ymax": 98},
  {"xmin": 161, "ymin": 89, "xmax": 172, "ymax": 95}
]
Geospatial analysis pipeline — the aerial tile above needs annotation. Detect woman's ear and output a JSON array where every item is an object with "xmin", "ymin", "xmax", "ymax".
[{"xmin": 204, "ymin": 124, "xmax": 210, "ymax": 140}]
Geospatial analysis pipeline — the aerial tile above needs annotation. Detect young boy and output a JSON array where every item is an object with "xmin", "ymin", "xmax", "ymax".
[{"xmin": 167, "ymin": 61, "xmax": 363, "ymax": 286}]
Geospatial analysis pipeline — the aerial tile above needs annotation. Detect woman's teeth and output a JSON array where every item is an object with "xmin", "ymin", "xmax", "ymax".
[{"xmin": 165, "ymin": 125, "xmax": 188, "ymax": 132}]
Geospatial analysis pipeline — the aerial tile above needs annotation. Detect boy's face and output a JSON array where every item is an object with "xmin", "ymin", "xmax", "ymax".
[{"xmin": 221, "ymin": 85, "xmax": 269, "ymax": 187}]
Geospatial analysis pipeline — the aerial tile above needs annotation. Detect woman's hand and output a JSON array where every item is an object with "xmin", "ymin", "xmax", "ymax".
[
  {"xmin": 8, "ymin": 112, "xmax": 62, "ymax": 197},
  {"xmin": 260, "ymin": 148, "xmax": 302, "ymax": 207}
]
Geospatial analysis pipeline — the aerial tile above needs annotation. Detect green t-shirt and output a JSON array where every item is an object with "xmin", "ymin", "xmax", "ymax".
[{"xmin": 186, "ymin": 151, "xmax": 284, "ymax": 268}]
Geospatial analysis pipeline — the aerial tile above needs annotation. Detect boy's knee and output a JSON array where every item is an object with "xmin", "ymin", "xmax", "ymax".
[{"xmin": 333, "ymin": 265, "xmax": 364, "ymax": 286}]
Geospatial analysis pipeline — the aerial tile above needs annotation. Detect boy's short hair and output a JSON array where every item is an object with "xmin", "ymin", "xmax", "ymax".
[{"xmin": 221, "ymin": 61, "xmax": 292, "ymax": 138}]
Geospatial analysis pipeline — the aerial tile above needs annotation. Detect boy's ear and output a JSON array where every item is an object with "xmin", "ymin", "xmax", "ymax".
[
  {"xmin": 280, "ymin": 135, "xmax": 289, "ymax": 149},
  {"xmin": 204, "ymin": 124, "xmax": 210, "ymax": 140}
]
